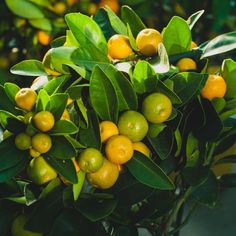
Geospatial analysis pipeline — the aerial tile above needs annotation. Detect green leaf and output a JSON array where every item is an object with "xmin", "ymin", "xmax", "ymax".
[
  {"xmin": 75, "ymin": 193, "xmax": 118, "ymax": 222},
  {"xmin": 73, "ymin": 171, "xmax": 85, "ymax": 201},
  {"xmin": 221, "ymin": 59, "xmax": 236, "ymax": 99},
  {"xmin": 89, "ymin": 66, "xmax": 119, "ymax": 122},
  {"xmin": 51, "ymin": 36, "xmax": 66, "ymax": 48},
  {"xmin": 200, "ymin": 31, "xmax": 236, "ymax": 59},
  {"xmin": 39, "ymin": 178, "xmax": 61, "ymax": 199},
  {"xmin": 4, "ymin": 83, "xmax": 20, "ymax": 103},
  {"xmin": 67, "ymin": 84, "xmax": 89, "ymax": 100},
  {"xmin": 127, "ymin": 24, "xmax": 139, "ymax": 51},
  {"xmin": 220, "ymin": 174, "xmax": 236, "ymax": 187},
  {"xmin": 187, "ymin": 10, "xmax": 205, "ymax": 30},
  {"xmin": 126, "ymin": 152, "xmax": 175, "ymax": 190},
  {"xmin": 10, "ymin": 60, "xmax": 47, "ymax": 76},
  {"xmin": 47, "ymin": 136, "xmax": 76, "ymax": 160},
  {"xmin": 0, "ymin": 110, "xmax": 23, "ymax": 130},
  {"xmin": 132, "ymin": 60, "xmax": 157, "ymax": 94},
  {"xmin": 78, "ymin": 110, "xmax": 101, "ymax": 150},
  {"xmin": 45, "ymin": 157, "xmax": 77, "ymax": 184},
  {"xmin": 162, "ymin": 16, "xmax": 192, "ymax": 55},
  {"xmin": 65, "ymin": 30, "xmax": 79, "ymax": 47},
  {"xmin": 5, "ymin": 117, "xmax": 26, "ymax": 134},
  {"xmin": 65, "ymin": 13, "xmax": 107, "ymax": 54},
  {"xmin": 186, "ymin": 132, "xmax": 200, "ymax": 167},
  {"xmin": 50, "ymin": 120, "xmax": 78, "ymax": 135},
  {"xmin": 121, "ymin": 5, "xmax": 146, "ymax": 37},
  {"xmin": 104, "ymin": 6, "xmax": 127, "ymax": 35},
  {"xmin": 169, "ymin": 72, "xmax": 208, "ymax": 106},
  {"xmin": 49, "ymin": 93, "xmax": 68, "ymax": 121},
  {"xmin": 6, "ymin": 0, "xmax": 44, "ymax": 19},
  {"xmin": 29, "ymin": 18, "xmax": 52, "ymax": 31},
  {"xmin": 104, "ymin": 65, "xmax": 138, "ymax": 111},
  {"xmin": 35, "ymin": 89, "xmax": 50, "ymax": 112},
  {"xmin": 44, "ymin": 75, "xmax": 69, "ymax": 95}
]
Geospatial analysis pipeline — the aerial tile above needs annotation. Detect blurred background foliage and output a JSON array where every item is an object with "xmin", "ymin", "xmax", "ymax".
[{"xmin": 1, "ymin": 0, "xmax": 236, "ymax": 84}]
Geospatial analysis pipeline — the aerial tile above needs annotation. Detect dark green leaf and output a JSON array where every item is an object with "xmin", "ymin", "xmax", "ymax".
[
  {"xmin": 126, "ymin": 152, "xmax": 174, "ymax": 190},
  {"xmin": 215, "ymin": 155, "xmax": 236, "ymax": 164},
  {"xmin": 220, "ymin": 174, "xmax": 236, "ymax": 187},
  {"xmin": 44, "ymin": 75, "xmax": 69, "ymax": 95},
  {"xmin": 50, "ymin": 120, "xmax": 78, "ymax": 135}
]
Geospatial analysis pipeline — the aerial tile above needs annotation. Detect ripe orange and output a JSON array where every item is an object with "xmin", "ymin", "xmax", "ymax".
[
  {"xmin": 105, "ymin": 135, "xmax": 133, "ymax": 164},
  {"xmin": 60, "ymin": 109, "xmax": 70, "ymax": 120},
  {"xmin": 118, "ymin": 110, "xmax": 148, "ymax": 142},
  {"xmin": 133, "ymin": 142, "xmax": 151, "ymax": 158},
  {"xmin": 27, "ymin": 156, "xmax": 57, "ymax": 185},
  {"xmin": 31, "ymin": 133, "xmax": 52, "ymax": 154},
  {"xmin": 108, "ymin": 34, "xmax": 133, "ymax": 60},
  {"xmin": 33, "ymin": 111, "xmax": 55, "ymax": 132},
  {"xmin": 15, "ymin": 133, "xmax": 31, "ymax": 150},
  {"xmin": 15, "ymin": 88, "xmax": 37, "ymax": 111},
  {"xmin": 190, "ymin": 41, "xmax": 198, "ymax": 49},
  {"xmin": 37, "ymin": 31, "xmax": 51, "ymax": 46},
  {"xmin": 201, "ymin": 75, "xmax": 227, "ymax": 101},
  {"xmin": 99, "ymin": 120, "xmax": 119, "ymax": 143},
  {"xmin": 87, "ymin": 158, "xmax": 119, "ymax": 189},
  {"xmin": 78, "ymin": 148, "xmax": 104, "ymax": 173},
  {"xmin": 142, "ymin": 93, "xmax": 172, "ymax": 124},
  {"xmin": 136, "ymin": 28, "xmax": 162, "ymax": 56},
  {"xmin": 176, "ymin": 58, "xmax": 197, "ymax": 72},
  {"xmin": 99, "ymin": 0, "xmax": 119, "ymax": 14}
]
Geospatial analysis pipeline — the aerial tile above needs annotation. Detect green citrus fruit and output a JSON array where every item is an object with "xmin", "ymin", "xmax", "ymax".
[
  {"xmin": 31, "ymin": 133, "xmax": 52, "ymax": 154},
  {"xmin": 15, "ymin": 133, "xmax": 31, "ymax": 150}
]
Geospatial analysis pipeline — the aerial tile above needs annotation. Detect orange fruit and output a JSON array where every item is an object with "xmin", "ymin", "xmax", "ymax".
[
  {"xmin": 73, "ymin": 159, "xmax": 80, "ymax": 173},
  {"xmin": 133, "ymin": 142, "xmax": 151, "ymax": 157},
  {"xmin": 15, "ymin": 133, "xmax": 31, "ymax": 150},
  {"xmin": 88, "ymin": 3, "xmax": 98, "ymax": 15},
  {"xmin": 99, "ymin": 0, "xmax": 119, "ymax": 14},
  {"xmin": 60, "ymin": 109, "xmax": 70, "ymax": 120},
  {"xmin": 190, "ymin": 41, "xmax": 198, "ymax": 49},
  {"xmin": 33, "ymin": 111, "xmax": 55, "ymax": 132},
  {"xmin": 53, "ymin": 2, "xmax": 66, "ymax": 14},
  {"xmin": 37, "ymin": 31, "xmax": 51, "ymax": 46},
  {"xmin": 99, "ymin": 120, "xmax": 119, "ymax": 143},
  {"xmin": 27, "ymin": 156, "xmax": 57, "ymax": 185},
  {"xmin": 142, "ymin": 93, "xmax": 172, "ymax": 124},
  {"xmin": 108, "ymin": 34, "xmax": 133, "ymax": 60},
  {"xmin": 201, "ymin": 75, "xmax": 227, "ymax": 101},
  {"xmin": 15, "ymin": 88, "xmax": 37, "ymax": 111},
  {"xmin": 29, "ymin": 148, "xmax": 41, "ymax": 158},
  {"xmin": 87, "ymin": 158, "xmax": 119, "ymax": 189},
  {"xmin": 176, "ymin": 58, "xmax": 197, "ymax": 72},
  {"xmin": 136, "ymin": 28, "xmax": 162, "ymax": 56},
  {"xmin": 118, "ymin": 110, "xmax": 148, "ymax": 142},
  {"xmin": 78, "ymin": 148, "xmax": 104, "ymax": 173},
  {"xmin": 31, "ymin": 133, "xmax": 52, "ymax": 154},
  {"xmin": 105, "ymin": 135, "xmax": 133, "ymax": 164}
]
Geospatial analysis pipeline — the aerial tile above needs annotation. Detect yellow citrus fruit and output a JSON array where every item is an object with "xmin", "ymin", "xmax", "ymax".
[
  {"xmin": 201, "ymin": 75, "xmax": 227, "ymax": 101},
  {"xmin": 15, "ymin": 133, "xmax": 31, "ymax": 150},
  {"xmin": 176, "ymin": 58, "xmax": 197, "ymax": 72},
  {"xmin": 78, "ymin": 148, "xmax": 104, "ymax": 173},
  {"xmin": 29, "ymin": 148, "xmax": 41, "ymax": 158},
  {"xmin": 99, "ymin": 120, "xmax": 119, "ymax": 143},
  {"xmin": 136, "ymin": 28, "xmax": 162, "ymax": 56},
  {"xmin": 60, "ymin": 109, "xmax": 70, "ymax": 120},
  {"xmin": 31, "ymin": 133, "xmax": 52, "ymax": 154},
  {"xmin": 87, "ymin": 158, "xmax": 119, "ymax": 189},
  {"xmin": 88, "ymin": 3, "xmax": 98, "ymax": 15},
  {"xmin": 105, "ymin": 135, "xmax": 134, "ymax": 164},
  {"xmin": 211, "ymin": 163, "xmax": 233, "ymax": 177},
  {"xmin": 73, "ymin": 159, "xmax": 80, "ymax": 173},
  {"xmin": 99, "ymin": 0, "xmax": 119, "ymax": 14},
  {"xmin": 142, "ymin": 93, "xmax": 172, "ymax": 124},
  {"xmin": 27, "ymin": 156, "xmax": 57, "ymax": 185},
  {"xmin": 190, "ymin": 41, "xmax": 198, "ymax": 49},
  {"xmin": 108, "ymin": 34, "xmax": 133, "ymax": 60},
  {"xmin": 33, "ymin": 111, "xmax": 55, "ymax": 132},
  {"xmin": 15, "ymin": 88, "xmax": 37, "ymax": 111},
  {"xmin": 53, "ymin": 2, "xmax": 66, "ymax": 14},
  {"xmin": 11, "ymin": 214, "xmax": 43, "ymax": 236},
  {"xmin": 37, "ymin": 31, "xmax": 51, "ymax": 46},
  {"xmin": 118, "ymin": 110, "xmax": 148, "ymax": 142},
  {"xmin": 133, "ymin": 142, "xmax": 151, "ymax": 157}
]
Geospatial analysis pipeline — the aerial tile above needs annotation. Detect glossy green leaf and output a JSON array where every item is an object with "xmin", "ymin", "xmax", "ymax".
[
  {"xmin": 73, "ymin": 171, "xmax": 85, "ymax": 201},
  {"xmin": 4, "ymin": 83, "xmax": 20, "ymax": 103},
  {"xmin": 187, "ymin": 10, "xmax": 205, "ymax": 30},
  {"xmin": 44, "ymin": 75, "xmax": 68, "ymax": 95},
  {"xmin": 126, "ymin": 152, "xmax": 175, "ymax": 190},
  {"xmin": 6, "ymin": 0, "xmax": 44, "ymax": 19},
  {"xmin": 163, "ymin": 16, "xmax": 191, "ymax": 55},
  {"xmin": 29, "ymin": 18, "xmax": 52, "ymax": 31},
  {"xmin": 50, "ymin": 120, "xmax": 78, "ymax": 135},
  {"xmin": 127, "ymin": 23, "xmax": 139, "ymax": 51},
  {"xmin": 67, "ymin": 84, "xmax": 89, "ymax": 100},
  {"xmin": 0, "ymin": 110, "xmax": 23, "ymax": 130},
  {"xmin": 10, "ymin": 60, "xmax": 47, "ymax": 76},
  {"xmin": 35, "ymin": 89, "xmax": 50, "ymax": 112},
  {"xmin": 89, "ymin": 66, "xmax": 118, "ymax": 122}
]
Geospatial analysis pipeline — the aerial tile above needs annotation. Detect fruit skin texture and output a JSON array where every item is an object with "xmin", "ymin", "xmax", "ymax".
[
  {"xmin": 108, "ymin": 34, "xmax": 133, "ymax": 60},
  {"xmin": 15, "ymin": 133, "xmax": 31, "ymax": 150},
  {"xmin": 133, "ymin": 142, "xmax": 151, "ymax": 158},
  {"xmin": 27, "ymin": 156, "xmax": 57, "ymax": 185},
  {"xmin": 15, "ymin": 88, "xmax": 37, "ymax": 111},
  {"xmin": 87, "ymin": 158, "xmax": 119, "ymax": 189},
  {"xmin": 11, "ymin": 214, "xmax": 43, "ymax": 236},
  {"xmin": 37, "ymin": 31, "xmax": 51, "ymax": 46},
  {"xmin": 33, "ymin": 111, "xmax": 55, "ymax": 132},
  {"xmin": 176, "ymin": 58, "xmax": 197, "ymax": 72},
  {"xmin": 31, "ymin": 133, "xmax": 52, "ymax": 154},
  {"xmin": 136, "ymin": 28, "xmax": 162, "ymax": 56},
  {"xmin": 142, "ymin": 93, "xmax": 172, "ymax": 124},
  {"xmin": 201, "ymin": 75, "xmax": 227, "ymax": 101},
  {"xmin": 100, "ymin": 120, "xmax": 119, "ymax": 143},
  {"xmin": 118, "ymin": 110, "xmax": 148, "ymax": 142},
  {"xmin": 105, "ymin": 135, "xmax": 134, "ymax": 164},
  {"xmin": 78, "ymin": 148, "xmax": 104, "ymax": 173}
]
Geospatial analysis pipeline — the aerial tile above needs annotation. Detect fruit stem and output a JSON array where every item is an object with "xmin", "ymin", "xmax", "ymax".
[{"xmin": 204, "ymin": 142, "xmax": 217, "ymax": 166}]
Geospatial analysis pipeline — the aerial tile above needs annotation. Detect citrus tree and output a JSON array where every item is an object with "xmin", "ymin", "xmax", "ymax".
[{"xmin": 1, "ymin": 5, "xmax": 236, "ymax": 236}]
